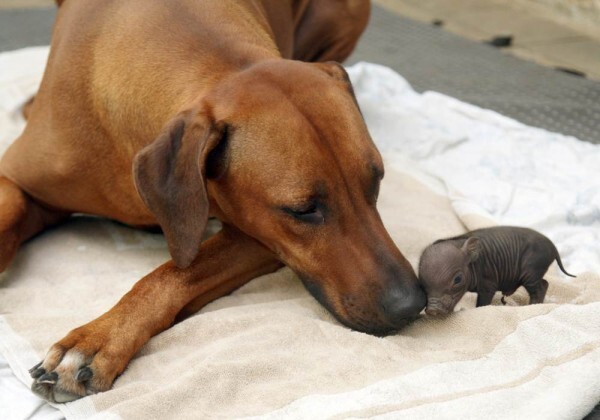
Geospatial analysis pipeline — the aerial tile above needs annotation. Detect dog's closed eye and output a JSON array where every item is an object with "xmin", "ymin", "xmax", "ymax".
[{"xmin": 282, "ymin": 203, "xmax": 324, "ymax": 224}]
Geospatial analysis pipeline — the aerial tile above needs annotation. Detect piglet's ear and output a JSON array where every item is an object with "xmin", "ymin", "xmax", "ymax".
[
  {"xmin": 133, "ymin": 109, "xmax": 225, "ymax": 269},
  {"xmin": 461, "ymin": 237, "xmax": 480, "ymax": 262}
]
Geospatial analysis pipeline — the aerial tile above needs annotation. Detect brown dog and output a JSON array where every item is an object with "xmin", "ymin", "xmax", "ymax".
[{"xmin": 0, "ymin": 0, "xmax": 425, "ymax": 403}]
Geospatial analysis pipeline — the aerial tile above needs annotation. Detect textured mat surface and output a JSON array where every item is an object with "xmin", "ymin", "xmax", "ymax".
[
  {"xmin": 1, "ymin": 5, "xmax": 599, "ymax": 144},
  {"xmin": 0, "ymin": 7, "xmax": 55, "ymax": 52},
  {"xmin": 347, "ymin": 6, "xmax": 600, "ymax": 144}
]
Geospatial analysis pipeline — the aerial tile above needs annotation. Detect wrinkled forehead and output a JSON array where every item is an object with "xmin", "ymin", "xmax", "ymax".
[
  {"xmin": 211, "ymin": 72, "xmax": 383, "ymax": 186},
  {"xmin": 219, "ymin": 72, "xmax": 371, "ymax": 135}
]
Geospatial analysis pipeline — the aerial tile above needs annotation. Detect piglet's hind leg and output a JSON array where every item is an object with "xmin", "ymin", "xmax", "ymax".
[{"xmin": 525, "ymin": 279, "xmax": 549, "ymax": 304}]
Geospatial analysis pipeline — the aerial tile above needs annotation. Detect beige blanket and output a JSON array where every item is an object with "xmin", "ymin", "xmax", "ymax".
[{"xmin": 1, "ymin": 47, "xmax": 600, "ymax": 419}]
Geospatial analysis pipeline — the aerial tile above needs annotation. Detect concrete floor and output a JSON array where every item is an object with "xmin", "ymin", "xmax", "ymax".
[
  {"xmin": 0, "ymin": 0, "xmax": 53, "ymax": 7},
  {"xmin": 375, "ymin": 0, "xmax": 600, "ymax": 80},
  {"xmin": 3, "ymin": 0, "xmax": 600, "ymax": 79},
  {"xmin": 348, "ymin": 6, "xmax": 600, "ymax": 144}
]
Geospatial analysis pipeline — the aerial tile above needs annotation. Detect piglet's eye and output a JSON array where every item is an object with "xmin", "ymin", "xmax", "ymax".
[{"xmin": 453, "ymin": 275, "xmax": 463, "ymax": 285}]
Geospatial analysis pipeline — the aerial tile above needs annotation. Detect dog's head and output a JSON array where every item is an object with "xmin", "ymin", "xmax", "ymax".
[{"xmin": 134, "ymin": 60, "xmax": 425, "ymax": 334}]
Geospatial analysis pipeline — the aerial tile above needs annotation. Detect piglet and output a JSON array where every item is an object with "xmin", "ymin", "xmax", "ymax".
[{"xmin": 418, "ymin": 226, "xmax": 575, "ymax": 316}]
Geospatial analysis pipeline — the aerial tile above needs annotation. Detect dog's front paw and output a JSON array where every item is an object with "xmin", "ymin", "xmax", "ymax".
[
  {"xmin": 30, "ymin": 322, "xmax": 129, "ymax": 403},
  {"xmin": 30, "ymin": 352, "xmax": 94, "ymax": 403}
]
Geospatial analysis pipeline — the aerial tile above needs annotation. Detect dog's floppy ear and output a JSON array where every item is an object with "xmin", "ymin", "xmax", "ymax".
[{"xmin": 133, "ymin": 109, "xmax": 224, "ymax": 268}]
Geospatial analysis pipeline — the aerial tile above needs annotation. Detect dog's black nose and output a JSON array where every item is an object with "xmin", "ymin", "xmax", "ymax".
[{"xmin": 380, "ymin": 285, "xmax": 427, "ymax": 326}]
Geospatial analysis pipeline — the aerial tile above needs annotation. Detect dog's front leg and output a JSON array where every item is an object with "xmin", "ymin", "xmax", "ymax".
[{"xmin": 29, "ymin": 226, "xmax": 281, "ymax": 403}]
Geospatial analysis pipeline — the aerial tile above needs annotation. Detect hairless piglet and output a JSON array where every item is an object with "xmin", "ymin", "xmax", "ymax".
[{"xmin": 418, "ymin": 226, "xmax": 575, "ymax": 316}]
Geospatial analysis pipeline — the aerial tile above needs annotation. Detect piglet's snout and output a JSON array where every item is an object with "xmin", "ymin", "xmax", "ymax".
[
  {"xmin": 425, "ymin": 296, "xmax": 453, "ymax": 317},
  {"xmin": 379, "ymin": 284, "xmax": 426, "ymax": 326},
  {"xmin": 425, "ymin": 307, "xmax": 447, "ymax": 317}
]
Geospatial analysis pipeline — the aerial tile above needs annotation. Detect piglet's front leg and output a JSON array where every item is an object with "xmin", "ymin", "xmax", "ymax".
[
  {"xmin": 30, "ymin": 227, "xmax": 281, "ymax": 403},
  {"xmin": 476, "ymin": 288, "xmax": 495, "ymax": 307}
]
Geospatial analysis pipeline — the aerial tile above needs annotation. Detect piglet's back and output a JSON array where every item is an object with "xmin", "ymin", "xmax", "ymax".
[{"xmin": 449, "ymin": 226, "xmax": 558, "ymax": 287}]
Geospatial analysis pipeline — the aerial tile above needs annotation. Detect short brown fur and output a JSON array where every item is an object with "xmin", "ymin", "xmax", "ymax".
[{"xmin": 2, "ymin": 0, "xmax": 426, "ymax": 402}]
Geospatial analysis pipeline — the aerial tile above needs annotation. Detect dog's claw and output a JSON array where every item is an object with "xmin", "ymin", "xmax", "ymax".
[
  {"xmin": 29, "ymin": 362, "xmax": 46, "ymax": 379},
  {"xmin": 37, "ymin": 372, "xmax": 58, "ymax": 384},
  {"xmin": 31, "ymin": 371, "xmax": 83, "ymax": 403},
  {"xmin": 29, "ymin": 361, "xmax": 42, "ymax": 373},
  {"xmin": 76, "ymin": 367, "xmax": 93, "ymax": 382},
  {"xmin": 30, "ymin": 367, "xmax": 46, "ymax": 379}
]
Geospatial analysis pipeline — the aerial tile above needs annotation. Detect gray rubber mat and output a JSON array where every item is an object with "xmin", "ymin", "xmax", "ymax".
[
  {"xmin": 348, "ymin": 6, "xmax": 600, "ymax": 144},
  {"xmin": 0, "ymin": 7, "xmax": 55, "ymax": 51},
  {"xmin": 1, "ymin": 6, "xmax": 599, "ymax": 143},
  {"xmin": 2, "ymin": 5, "xmax": 600, "ymax": 144}
]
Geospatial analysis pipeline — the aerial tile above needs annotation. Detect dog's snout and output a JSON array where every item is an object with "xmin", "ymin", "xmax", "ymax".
[{"xmin": 380, "ymin": 284, "xmax": 426, "ymax": 326}]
